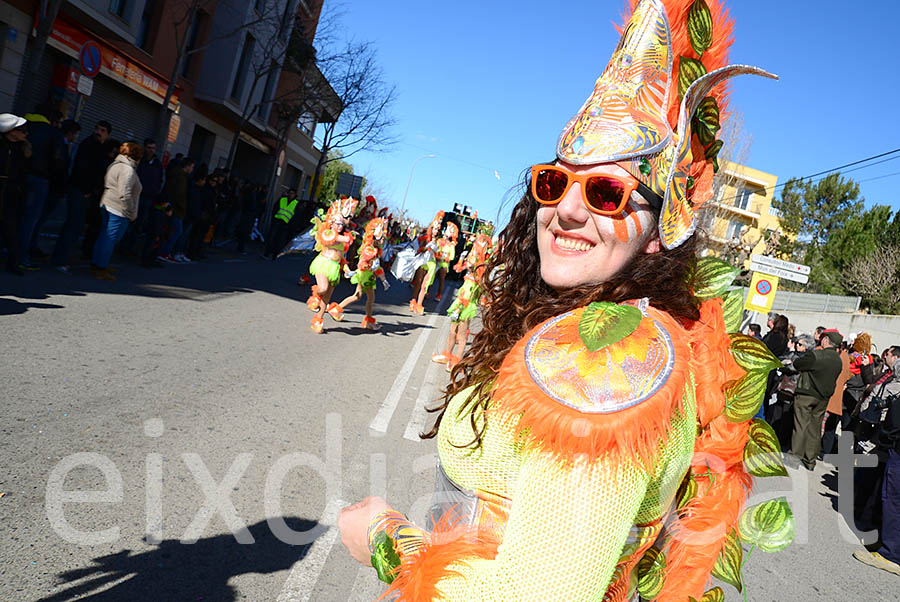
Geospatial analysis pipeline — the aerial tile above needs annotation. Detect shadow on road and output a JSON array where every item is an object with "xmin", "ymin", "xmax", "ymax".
[
  {"xmin": 0, "ymin": 297, "xmax": 66, "ymax": 315},
  {"xmin": 0, "ymin": 245, "xmax": 458, "ymax": 320},
  {"xmin": 37, "ymin": 517, "xmax": 320, "ymax": 602}
]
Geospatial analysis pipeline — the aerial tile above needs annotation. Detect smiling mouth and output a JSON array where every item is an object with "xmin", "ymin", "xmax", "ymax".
[{"xmin": 553, "ymin": 234, "xmax": 595, "ymax": 252}]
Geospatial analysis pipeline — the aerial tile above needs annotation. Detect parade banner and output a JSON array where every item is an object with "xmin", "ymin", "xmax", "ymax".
[{"xmin": 43, "ymin": 15, "xmax": 178, "ymax": 107}]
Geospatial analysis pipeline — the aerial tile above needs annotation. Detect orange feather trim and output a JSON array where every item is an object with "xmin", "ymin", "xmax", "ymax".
[
  {"xmin": 489, "ymin": 306, "xmax": 692, "ymax": 467},
  {"xmin": 380, "ymin": 512, "xmax": 501, "ymax": 602},
  {"xmin": 657, "ymin": 298, "xmax": 752, "ymax": 601}
]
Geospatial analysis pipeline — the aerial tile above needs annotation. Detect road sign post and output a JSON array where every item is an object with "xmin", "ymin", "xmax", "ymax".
[
  {"xmin": 749, "ymin": 254, "xmax": 810, "ymax": 284},
  {"xmin": 745, "ymin": 272, "xmax": 779, "ymax": 314}
]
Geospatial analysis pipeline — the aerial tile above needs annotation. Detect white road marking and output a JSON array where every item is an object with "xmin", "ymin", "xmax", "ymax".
[
  {"xmin": 347, "ymin": 566, "xmax": 387, "ymax": 602},
  {"xmin": 275, "ymin": 498, "xmax": 346, "ymax": 602},
  {"xmin": 369, "ymin": 312, "xmax": 438, "ymax": 433},
  {"xmin": 403, "ymin": 318, "xmax": 449, "ymax": 442}
]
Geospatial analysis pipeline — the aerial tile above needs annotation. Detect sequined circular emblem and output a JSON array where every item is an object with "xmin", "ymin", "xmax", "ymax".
[{"xmin": 523, "ymin": 309, "xmax": 675, "ymax": 413}]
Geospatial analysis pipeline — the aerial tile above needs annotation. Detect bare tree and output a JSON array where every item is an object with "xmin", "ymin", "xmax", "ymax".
[
  {"xmin": 843, "ymin": 246, "xmax": 900, "ymax": 314},
  {"xmin": 308, "ymin": 40, "xmax": 398, "ymax": 201},
  {"xmin": 694, "ymin": 111, "xmax": 754, "ymax": 256}
]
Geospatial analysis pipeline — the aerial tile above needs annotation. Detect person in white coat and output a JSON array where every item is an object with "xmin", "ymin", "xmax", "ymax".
[{"xmin": 91, "ymin": 141, "xmax": 143, "ymax": 280}]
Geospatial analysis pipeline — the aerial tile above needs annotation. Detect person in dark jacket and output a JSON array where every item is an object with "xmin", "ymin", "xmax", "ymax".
[
  {"xmin": 187, "ymin": 173, "xmax": 216, "ymax": 260},
  {"xmin": 0, "ymin": 114, "xmax": 29, "ymax": 274},
  {"xmin": 788, "ymin": 329, "xmax": 844, "ymax": 470},
  {"xmin": 763, "ymin": 314, "xmax": 790, "ymax": 359},
  {"xmin": 50, "ymin": 121, "xmax": 111, "ymax": 272},
  {"xmin": 27, "ymin": 118, "xmax": 80, "ymax": 260},
  {"xmin": 853, "ymin": 349, "xmax": 900, "ymax": 577},
  {"xmin": 120, "ymin": 138, "xmax": 164, "ymax": 254},
  {"xmin": 156, "ymin": 158, "xmax": 193, "ymax": 262},
  {"xmin": 18, "ymin": 105, "xmax": 67, "ymax": 268}
]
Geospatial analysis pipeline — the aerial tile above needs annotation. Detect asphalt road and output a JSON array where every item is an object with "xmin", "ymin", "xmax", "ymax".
[{"xmin": 0, "ymin": 247, "xmax": 896, "ymax": 601}]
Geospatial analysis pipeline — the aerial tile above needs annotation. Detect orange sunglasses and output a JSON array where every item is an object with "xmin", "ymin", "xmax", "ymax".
[{"xmin": 530, "ymin": 164, "xmax": 660, "ymax": 215}]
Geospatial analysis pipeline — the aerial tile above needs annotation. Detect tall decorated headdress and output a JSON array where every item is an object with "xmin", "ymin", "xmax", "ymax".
[
  {"xmin": 556, "ymin": 0, "xmax": 776, "ymax": 249},
  {"xmin": 443, "ymin": 221, "xmax": 459, "ymax": 242},
  {"xmin": 363, "ymin": 216, "xmax": 388, "ymax": 245},
  {"xmin": 327, "ymin": 195, "xmax": 360, "ymax": 221},
  {"xmin": 428, "ymin": 211, "xmax": 445, "ymax": 237}
]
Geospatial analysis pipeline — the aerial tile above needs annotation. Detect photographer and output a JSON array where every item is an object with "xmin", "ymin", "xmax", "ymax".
[{"xmin": 853, "ymin": 345, "xmax": 900, "ymax": 576}]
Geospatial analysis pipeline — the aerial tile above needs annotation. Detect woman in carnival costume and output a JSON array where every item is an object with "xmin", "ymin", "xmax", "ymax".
[
  {"xmin": 408, "ymin": 212, "xmax": 445, "ymax": 315},
  {"xmin": 338, "ymin": 215, "xmax": 392, "ymax": 330},
  {"xmin": 307, "ymin": 196, "xmax": 359, "ymax": 334},
  {"xmin": 432, "ymin": 221, "xmax": 459, "ymax": 302},
  {"xmin": 432, "ymin": 232, "xmax": 493, "ymax": 372},
  {"xmin": 340, "ymin": 1, "xmax": 794, "ymax": 600}
]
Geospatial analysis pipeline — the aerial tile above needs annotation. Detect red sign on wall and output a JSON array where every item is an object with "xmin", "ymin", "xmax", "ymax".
[{"xmin": 44, "ymin": 16, "xmax": 178, "ymax": 106}]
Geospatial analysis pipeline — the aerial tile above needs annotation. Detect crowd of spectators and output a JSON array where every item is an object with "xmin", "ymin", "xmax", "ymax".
[
  {"xmin": 0, "ymin": 109, "xmax": 276, "ymax": 281},
  {"xmin": 749, "ymin": 313, "xmax": 900, "ymax": 577}
]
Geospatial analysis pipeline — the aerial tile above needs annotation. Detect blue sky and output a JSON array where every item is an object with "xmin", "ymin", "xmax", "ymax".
[{"xmin": 324, "ymin": 0, "xmax": 900, "ymax": 227}]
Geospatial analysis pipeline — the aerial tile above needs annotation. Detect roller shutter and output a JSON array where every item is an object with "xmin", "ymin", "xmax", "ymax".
[{"xmin": 76, "ymin": 74, "xmax": 159, "ymax": 145}]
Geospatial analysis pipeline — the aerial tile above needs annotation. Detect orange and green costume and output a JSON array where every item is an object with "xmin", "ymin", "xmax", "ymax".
[
  {"xmin": 368, "ymin": 264, "xmax": 793, "ymax": 600},
  {"xmin": 365, "ymin": 0, "xmax": 791, "ymax": 599}
]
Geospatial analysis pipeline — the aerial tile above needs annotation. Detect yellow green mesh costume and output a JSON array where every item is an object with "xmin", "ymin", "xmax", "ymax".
[
  {"xmin": 446, "ymin": 234, "xmax": 493, "ymax": 324},
  {"xmin": 367, "ymin": 261, "xmax": 794, "ymax": 601},
  {"xmin": 436, "ymin": 239, "xmax": 457, "ymax": 272}
]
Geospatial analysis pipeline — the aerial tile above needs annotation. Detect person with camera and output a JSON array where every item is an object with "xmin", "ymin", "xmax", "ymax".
[
  {"xmin": 787, "ymin": 329, "xmax": 844, "ymax": 470},
  {"xmin": 853, "ymin": 345, "xmax": 900, "ymax": 576}
]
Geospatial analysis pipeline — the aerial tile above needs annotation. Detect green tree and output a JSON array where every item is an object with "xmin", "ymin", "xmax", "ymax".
[{"xmin": 772, "ymin": 173, "xmax": 864, "ymax": 292}]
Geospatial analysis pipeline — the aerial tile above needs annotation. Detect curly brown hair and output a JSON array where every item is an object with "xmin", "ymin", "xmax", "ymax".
[{"xmin": 424, "ymin": 178, "xmax": 701, "ymax": 446}]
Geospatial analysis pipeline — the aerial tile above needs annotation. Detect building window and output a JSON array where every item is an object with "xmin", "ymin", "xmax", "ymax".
[
  {"xmin": 725, "ymin": 220, "xmax": 745, "ymax": 241},
  {"xmin": 298, "ymin": 111, "xmax": 315, "ymax": 136},
  {"xmin": 231, "ymin": 33, "xmax": 256, "ymax": 101},
  {"xmin": 136, "ymin": 0, "xmax": 157, "ymax": 51},
  {"xmin": 181, "ymin": 12, "xmax": 207, "ymax": 78},
  {"xmin": 257, "ymin": 61, "xmax": 279, "ymax": 121},
  {"xmin": 109, "ymin": 0, "xmax": 127, "ymax": 18},
  {"xmin": 734, "ymin": 188, "xmax": 752, "ymax": 210}
]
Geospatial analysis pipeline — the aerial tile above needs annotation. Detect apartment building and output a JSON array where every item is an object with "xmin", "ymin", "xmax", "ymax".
[
  {"xmin": 0, "ymin": 0, "xmax": 336, "ymax": 197},
  {"xmin": 698, "ymin": 160, "xmax": 783, "ymax": 264}
]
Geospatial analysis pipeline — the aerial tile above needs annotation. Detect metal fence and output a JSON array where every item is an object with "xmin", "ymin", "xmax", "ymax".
[{"xmin": 741, "ymin": 288, "xmax": 861, "ymax": 314}]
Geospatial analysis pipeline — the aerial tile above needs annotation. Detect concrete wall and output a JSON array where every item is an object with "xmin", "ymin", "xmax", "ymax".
[{"xmin": 753, "ymin": 311, "xmax": 900, "ymax": 354}]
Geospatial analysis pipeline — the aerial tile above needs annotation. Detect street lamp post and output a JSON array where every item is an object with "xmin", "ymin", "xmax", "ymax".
[{"xmin": 400, "ymin": 154, "xmax": 436, "ymax": 214}]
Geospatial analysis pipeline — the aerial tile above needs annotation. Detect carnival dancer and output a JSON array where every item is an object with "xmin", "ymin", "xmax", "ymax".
[
  {"xmin": 338, "ymin": 216, "xmax": 391, "ymax": 330},
  {"xmin": 340, "ymin": 1, "xmax": 792, "ymax": 600},
  {"xmin": 408, "ymin": 212, "xmax": 444, "ymax": 315},
  {"xmin": 432, "ymin": 233, "xmax": 493, "ymax": 371},
  {"xmin": 307, "ymin": 196, "xmax": 358, "ymax": 334},
  {"xmin": 433, "ymin": 221, "xmax": 459, "ymax": 302}
]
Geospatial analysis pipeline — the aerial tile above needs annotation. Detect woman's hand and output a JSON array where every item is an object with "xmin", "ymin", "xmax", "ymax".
[{"xmin": 338, "ymin": 496, "xmax": 391, "ymax": 566}]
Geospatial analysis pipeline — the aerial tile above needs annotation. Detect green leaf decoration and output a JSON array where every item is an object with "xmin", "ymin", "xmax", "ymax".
[
  {"xmin": 739, "ymin": 497, "xmax": 795, "ymax": 553},
  {"xmin": 370, "ymin": 530, "xmax": 401, "ymax": 584},
  {"xmin": 676, "ymin": 474, "xmax": 698, "ymax": 510},
  {"xmin": 704, "ymin": 139, "xmax": 724, "ymax": 161},
  {"xmin": 636, "ymin": 547, "xmax": 666, "ymax": 600},
  {"xmin": 729, "ymin": 334, "xmax": 783, "ymax": 373},
  {"xmin": 687, "ymin": 0, "xmax": 714, "ymax": 58},
  {"xmin": 711, "ymin": 530, "xmax": 743, "ymax": 592},
  {"xmin": 722, "ymin": 288, "xmax": 744, "ymax": 333},
  {"xmin": 744, "ymin": 418, "xmax": 788, "ymax": 477},
  {"xmin": 696, "ymin": 96, "xmax": 721, "ymax": 133},
  {"xmin": 694, "ymin": 256, "xmax": 740, "ymax": 300},
  {"xmin": 724, "ymin": 369, "xmax": 769, "ymax": 422},
  {"xmin": 693, "ymin": 116, "xmax": 717, "ymax": 146},
  {"xmin": 578, "ymin": 302, "xmax": 643, "ymax": 352},
  {"xmin": 699, "ymin": 587, "xmax": 726, "ymax": 602},
  {"xmin": 678, "ymin": 56, "xmax": 707, "ymax": 98}
]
